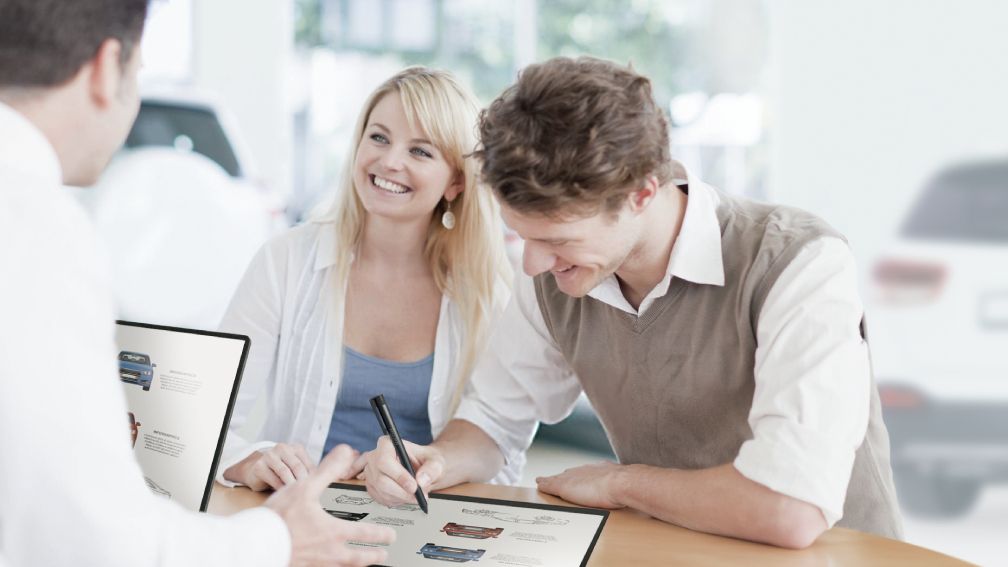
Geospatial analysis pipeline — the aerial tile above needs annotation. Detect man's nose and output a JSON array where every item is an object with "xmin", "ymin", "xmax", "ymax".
[{"xmin": 522, "ymin": 241, "xmax": 556, "ymax": 277}]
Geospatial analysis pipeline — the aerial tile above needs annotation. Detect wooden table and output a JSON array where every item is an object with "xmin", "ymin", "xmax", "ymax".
[{"xmin": 209, "ymin": 482, "xmax": 971, "ymax": 566}]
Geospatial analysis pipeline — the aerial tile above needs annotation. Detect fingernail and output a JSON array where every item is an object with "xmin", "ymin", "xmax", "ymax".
[{"xmin": 417, "ymin": 473, "xmax": 430, "ymax": 487}]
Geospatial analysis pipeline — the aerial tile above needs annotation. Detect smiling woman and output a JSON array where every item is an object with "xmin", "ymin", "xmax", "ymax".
[
  {"xmin": 352, "ymin": 93, "xmax": 460, "ymax": 222},
  {"xmin": 216, "ymin": 67, "xmax": 514, "ymax": 492}
]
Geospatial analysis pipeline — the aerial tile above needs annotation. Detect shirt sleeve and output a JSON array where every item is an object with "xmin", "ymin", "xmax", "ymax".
[
  {"xmin": 454, "ymin": 273, "xmax": 584, "ymax": 474},
  {"xmin": 733, "ymin": 236, "xmax": 871, "ymax": 527},
  {"xmin": 0, "ymin": 190, "xmax": 290, "ymax": 566},
  {"xmin": 215, "ymin": 239, "xmax": 287, "ymax": 485}
]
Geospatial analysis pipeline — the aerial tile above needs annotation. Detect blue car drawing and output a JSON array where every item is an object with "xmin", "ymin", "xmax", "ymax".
[
  {"xmin": 417, "ymin": 543, "xmax": 485, "ymax": 563},
  {"xmin": 118, "ymin": 351, "xmax": 155, "ymax": 391}
]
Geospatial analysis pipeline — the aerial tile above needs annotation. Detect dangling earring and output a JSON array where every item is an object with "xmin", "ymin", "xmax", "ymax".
[{"xmin": 441, "ymin": 199, "xmax": 456, "ymax": 230}]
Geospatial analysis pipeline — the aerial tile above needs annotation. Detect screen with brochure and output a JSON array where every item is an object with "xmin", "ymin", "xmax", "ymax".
[{"xmin": 116, "ymin": 320, "xmax": 248, "ymax": 511}]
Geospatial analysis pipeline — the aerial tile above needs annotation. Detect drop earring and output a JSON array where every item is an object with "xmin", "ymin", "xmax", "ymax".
[{"xmin": 441, "ymin": 199, "xmax": 456, "ymax": 230}]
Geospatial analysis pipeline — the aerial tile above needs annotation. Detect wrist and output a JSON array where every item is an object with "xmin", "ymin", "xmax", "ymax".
[
  {"xmin": 224, "ymin": 451, "xmax": 257, "ymax": 485},
  {"xmin": 609, "ymin": 463, "xmax": 639, "ymax": 508},
  {"xmin": 428, "ymin": 441, "xmax": 463, "ymax": 487},
  {"xmin": 223, "ymin": 461, "xmax": 244, "ymax": 484}
]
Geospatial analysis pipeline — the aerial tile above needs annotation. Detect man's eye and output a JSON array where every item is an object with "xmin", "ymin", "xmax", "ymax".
[
  {"xmin": 369, "ymin": 133, "xmax": 388, "ymax": 143},
  {"xmin": 411, "ymin": 147, "xmax": 433, "ymax": 158}
]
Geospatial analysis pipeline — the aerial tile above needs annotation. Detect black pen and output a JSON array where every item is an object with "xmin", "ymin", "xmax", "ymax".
[{"xmin": 369, "ymin": 394, "xmax": 429, "ymax": 514}]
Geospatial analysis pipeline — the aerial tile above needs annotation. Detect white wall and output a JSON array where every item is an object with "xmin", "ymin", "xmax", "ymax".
[
  {"xmin": 766, "ymin": 0, "xmax": 1008, "ymax": 266},
  {"xmin": 191, "ymin": 0, "xmax": 294, "ymax": 198}
]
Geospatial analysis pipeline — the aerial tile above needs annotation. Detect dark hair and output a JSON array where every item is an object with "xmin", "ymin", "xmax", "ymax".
[
  {"xmin": 0, "ymin": 0, "xmax": 149, "ymax": 88},
  {"xmin": 475, "ymin": 56, "xmax": 672, "ymax": 218}
]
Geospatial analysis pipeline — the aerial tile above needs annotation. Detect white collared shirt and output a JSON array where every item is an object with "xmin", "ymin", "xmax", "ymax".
[
  {"xmin": 216, "ymin": 222, "xmax": 517, "ymax": 483},
  {"xmin": 455, "ymin": 168, "xmax": 871, "ymax": 527},
  {"xmin": 0, "ymin": 102, "xmax": 289, "ymax": 566}
]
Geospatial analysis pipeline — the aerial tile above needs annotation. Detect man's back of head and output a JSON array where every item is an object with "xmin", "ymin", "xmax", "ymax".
[
  {"xmin": 0, "ymin": 0, "xmax": 148, "ymax": 90},
  {"xmin": 0, "ymin": 0, "xmax": 149, "ymax": 186}
]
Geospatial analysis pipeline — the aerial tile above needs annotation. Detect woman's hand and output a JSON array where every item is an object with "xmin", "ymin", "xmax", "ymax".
[
  {"xmin": 223, "ymin": 443, "xmax": 319, "ymax": 491},
  {"xmin": 361, "ymin": 436, "xmax": 446, "ymax": 506}
]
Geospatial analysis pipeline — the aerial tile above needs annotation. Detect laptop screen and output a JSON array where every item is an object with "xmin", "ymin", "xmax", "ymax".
[{"xmin": 115, "ymin": 320, "xmax": 249, "ymax": 512}]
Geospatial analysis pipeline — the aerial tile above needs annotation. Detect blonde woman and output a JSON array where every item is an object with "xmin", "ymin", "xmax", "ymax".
[{"xmin": 217, "ymin": 67, "xmax": 512, "ymax": 491}]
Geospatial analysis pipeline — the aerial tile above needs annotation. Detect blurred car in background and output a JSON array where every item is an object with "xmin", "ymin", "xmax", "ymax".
[
  {"xmin": 869, "ymin": 158, "xmax": 1008, "ymax": 517},
  {"xmin": 74, "ymin": 86, "xmax": 285, "ymax": 329}
]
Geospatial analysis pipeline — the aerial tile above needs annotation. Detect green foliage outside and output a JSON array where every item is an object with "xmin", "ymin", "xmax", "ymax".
[{"xmin": 294, "ymin": 0, "xmax": 694, "ymax": 104}]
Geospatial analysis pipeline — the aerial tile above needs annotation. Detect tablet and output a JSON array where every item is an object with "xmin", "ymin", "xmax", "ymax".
[
  {"xmin": 322, "ymin": 483, "xmax": 608, "ymax": 566},
  {"xmin": 116, "ymin": 320, "xmax": 249, "ymax": 512}
]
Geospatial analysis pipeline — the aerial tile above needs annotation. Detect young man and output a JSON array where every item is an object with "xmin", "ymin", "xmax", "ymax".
[
  {"xmin": 0, "ymin": 1, "xmax": 393, "ymax": 565},
  {"xmin": 361, "ymin": 56, "xmax": 903, "ymax": 548}
]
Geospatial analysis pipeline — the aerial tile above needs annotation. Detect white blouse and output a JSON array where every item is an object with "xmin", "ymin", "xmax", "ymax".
[{"xmin": 216, "ymin": 221, "xmax": 515, "ymax": 484}]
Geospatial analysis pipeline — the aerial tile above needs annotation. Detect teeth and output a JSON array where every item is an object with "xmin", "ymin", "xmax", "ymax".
[{"xmin": 373, "ymin": 176, "xmax": 410, "ymax": 194}]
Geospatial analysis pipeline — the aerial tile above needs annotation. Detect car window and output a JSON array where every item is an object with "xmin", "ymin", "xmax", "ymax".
[
  {"xmin": 901, "ymin": 162, "xmax": 1008, "ymax": 242},
  {"xmin": 119, "ymin": 352, "xmax": 151, "ymax": 365},
  {"xmin": 125, "ymin": 102, "xmax": 243, "ymax": 178}
]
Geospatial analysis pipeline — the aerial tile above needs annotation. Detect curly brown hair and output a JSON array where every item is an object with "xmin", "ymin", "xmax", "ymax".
[{"xmin": 475, "ymin": 56, "xmax": 672, "ymax": 218}]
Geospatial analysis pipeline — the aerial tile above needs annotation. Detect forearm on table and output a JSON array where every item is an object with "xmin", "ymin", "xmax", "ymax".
[
  {"xmin": 611, "ymin": 462, "xmax": 827, "ymax": 549},
  {"xmin": 431, "ymin": 419, "xmax": 506, "ymax": 487}
]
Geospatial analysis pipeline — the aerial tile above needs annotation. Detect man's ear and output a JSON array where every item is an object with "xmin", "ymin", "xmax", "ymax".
[
  {"xmin": 444, "ymin": 172, "xmax": 465, "ymax": 202},
  {"xmin": 626, "ymin": 175, "xmax": 660, "ymax": 213},
  {"xmin": 87, "ymin": 38, "xmax": 124, "ymax": 109}
]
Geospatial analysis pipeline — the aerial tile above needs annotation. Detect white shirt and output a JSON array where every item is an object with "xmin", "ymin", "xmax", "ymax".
[
  {"xmin": 0, "ymin": 102, "xmax": 289, "ymax": 567},
  {"xmin": 216, "ymin": 222, "xmax": 517, "ymax": 483},
  {"xmin": 455, "ymin": 169, "xmax": 871, "ymax": 527}
]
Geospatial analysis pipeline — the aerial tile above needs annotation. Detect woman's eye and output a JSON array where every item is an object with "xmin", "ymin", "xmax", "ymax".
[
  {"xmin": 411, "ymin": 147, "xmax": 433, "ymax": 158},
  {"xmin": 369, "ymin": 133, "xmax": 388, "ymax": 143}
]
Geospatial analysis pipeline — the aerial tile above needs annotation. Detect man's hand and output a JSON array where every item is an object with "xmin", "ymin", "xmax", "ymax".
[
  {"xmin": 264, "ymin": 444, "xmax": 396, "ymax": 566},
  {"xmin": 536, "ymin": 461, "xmax": 627, "ymax": 509},
  {"xmin": 361, "ymin": 436, "xmax": 446, "ymax": 506},
  {"xmin": 224, "ymin": 443, "xmax": 318, "ymax": 491}
]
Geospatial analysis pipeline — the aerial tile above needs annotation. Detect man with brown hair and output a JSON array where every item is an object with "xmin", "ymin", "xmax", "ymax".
[
  {"xmin": 362, "ymin": 56, "xmax": 902, "ymax": 548},
  {"xmin": 0, "ymin": 1, "xmax": 393, "ymax": 564}
]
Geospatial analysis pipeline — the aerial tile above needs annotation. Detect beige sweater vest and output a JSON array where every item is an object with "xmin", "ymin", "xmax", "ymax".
[{"xmin": 533, "ymin": 189, "xmax": 903, "ymax": 538}]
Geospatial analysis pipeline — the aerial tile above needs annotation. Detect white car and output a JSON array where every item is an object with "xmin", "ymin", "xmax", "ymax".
[
  {"xmin": 867, "ymin": 158, "xmax": 1008, "ymax": 517},
  {"xmin": 74, "ymin": 87, "xmax": 285, "ymax": 329}
]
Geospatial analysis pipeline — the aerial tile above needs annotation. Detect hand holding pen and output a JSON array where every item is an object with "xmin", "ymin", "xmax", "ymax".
[{"xmin": 369, "ymin": 394, "xmax": 431, "ymax": 513}]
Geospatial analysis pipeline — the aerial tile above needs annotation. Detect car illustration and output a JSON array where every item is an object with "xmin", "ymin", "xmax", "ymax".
[
  {"xmin": 868, "ymin": 158, "xmax": 1008, "ymax": 517},
  {"xmin": 144, "ymin": 476, "xmax": 171, "ymax": 499},
  {"xmin": 462, "ymin": 508, "xmax": 569, "ymax": 526},
  {"xmin": 324, "ymin": 509, "xmax": 368, "ymax": 522},
  {"xmin": 332, "ymin": 494, "xmax": 374, "ymax": 506},
  {"xmin": 417, "ymin": 543, "xmax": 485, "ymax": 563},
  {"xmin": 118, "ymin": 351, "xmax": 155, "ymax": 391},
  {"xmin": 440, "ymin": 522, "xmax": 503, "ymax": 540},
  {"xmin": 128, "ymin": 412, "xmax": 141, "ymax": 448}
]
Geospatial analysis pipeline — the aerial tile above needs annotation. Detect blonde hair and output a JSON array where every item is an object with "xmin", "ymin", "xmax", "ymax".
[{"xmin": 315, "ymin": 67, "xmax": 512, "ymax": 412}]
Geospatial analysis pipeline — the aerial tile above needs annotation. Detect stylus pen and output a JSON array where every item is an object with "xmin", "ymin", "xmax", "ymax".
[{"xmin": 369, "ymin": 394, "xmax": 429, "ymax": 514}]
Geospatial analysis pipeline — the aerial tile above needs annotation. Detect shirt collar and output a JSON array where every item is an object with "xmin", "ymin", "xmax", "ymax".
[
  {"xmin": 0, "ymin": 100, "xmax": 63, "ymax": 188},
  {"xmin": 585, "ymin": 161, "xmax": 725, "ymax": 311},
  {"xmin": 313, "ymin": 220, "xmax": 339, "ymax": 271},
  {"xmin": 667, "ymin": 162, "xmax": 725, "ymax": 288}
]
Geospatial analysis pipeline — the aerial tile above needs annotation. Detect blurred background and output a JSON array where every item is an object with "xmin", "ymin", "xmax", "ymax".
[{"xmin": 78, "ymin": 0, "xmax": 1007, "ymax": 563}]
